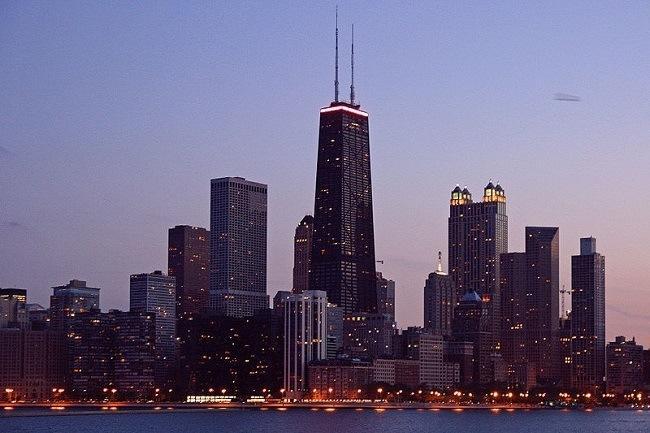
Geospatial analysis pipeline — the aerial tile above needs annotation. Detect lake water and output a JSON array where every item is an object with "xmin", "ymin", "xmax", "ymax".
[{"xmin": 1, "ymin": 408, "xmax": 649, "ymax": 433}]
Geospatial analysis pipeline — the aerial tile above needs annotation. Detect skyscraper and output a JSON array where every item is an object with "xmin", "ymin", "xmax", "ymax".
[
  {"xmin": 448, "ymin": 182, "xmax": 507, "ymax": 352},
  {"xmin": 292, "ymin": 215, "xmax": 313, "ymax": 293},
  {"xmin": 49, "ymin": 280, "xmax": 100, "ymax": 330},
  {"xmin": 210, "ymin": 176, "xmax": 269, "ymax": 317},
  {"xmin": 525, "ymin": 226, "xmax": 559, "ymax": 384},
  {"xmin": 168, "ymin": 225, "xmax": 210, "ymax": 319},
  {"xmin": 452, "ymin": 291, "xmax": 493, "ymax": 384},
  {"xmin": 606, "ymin": 336, "xmax": 644, "ymax": 393},
  {"xmin": 424, "ymin": 252, "xmax": 455, "ymax": 337},
  {"xmin": 571, "ymin": 237, "xmax": 606, "ymax": 391},
  {"xmin": 130, "ymin": 270, "xmax": 176, "ymax": 386},
  {"xmin": 310, "ymin": 25, "xmax": 377, "ymax": 314},
  {"xmin": 282, "ymin": 290, "xmax": 328, "ymax": 399},
  {"xmin": 499, "ymin": 252, "xmax": 531, "ymax": 386}
]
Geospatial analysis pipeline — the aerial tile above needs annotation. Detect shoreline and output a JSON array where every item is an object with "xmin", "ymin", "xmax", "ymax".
[{"xmin": 2, "ymin": 402, "xmax": 647, "ymax": 417}]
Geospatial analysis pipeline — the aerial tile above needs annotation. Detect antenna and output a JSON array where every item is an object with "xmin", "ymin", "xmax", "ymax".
[
  {"xmin": 334, "ymin": 7, "xmax": 339, "ymax": 102},
  {"xmin": 350, "ymin": 23, "xmax": 355, "ymax": 105},
  {"xmin": 436, "ymin": 251, "xmax": 443, "ymax": 273}
]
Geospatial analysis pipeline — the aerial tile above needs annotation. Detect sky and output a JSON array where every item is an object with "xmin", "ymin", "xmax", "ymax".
[{"xmin": 1, "ymin": 1, "xmax": 649, "ymax": 345}]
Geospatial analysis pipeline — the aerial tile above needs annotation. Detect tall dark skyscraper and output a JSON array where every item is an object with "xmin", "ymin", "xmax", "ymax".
[
  {"xmin": 168, "ymin": 225, "xmax": 210, "ymax": 319},
  {"xmin": 525, "ymin": 226, "xmax": 559, "ymax": 384},
  {"xmin": 571, "ymin": 237, "xmax": 606, "ymax": 391},
  {"xmin": 448, "ymin": 182, "xmax": 507, "ymax": 352},
  {"xmin": 210, "ymin": 176, "xmax": 269, "ymax": 317},
  {"xmin": 424, "ymin": 252, "xmax": 455, "ymax": 337},
  {"xmin": 499, "ymin": 251, "xmax": 528, "ymax": 384},
  {"xmin": 292, "ymin": 215, "xmax": 313, "ymax": 293},
  {"xmin": 310, "ymin": 23, "xmax": 377, "ymax": 314}
]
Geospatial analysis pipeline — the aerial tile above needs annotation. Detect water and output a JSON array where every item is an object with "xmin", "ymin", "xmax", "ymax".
[{"xmin": 1, "ymin": 408, "xmax": 649, "ymax": 433}]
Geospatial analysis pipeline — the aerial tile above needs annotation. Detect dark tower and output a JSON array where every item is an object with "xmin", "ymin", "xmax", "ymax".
[
  {"xmin": 292, "ymin": 215, "xmax": 314, "ymax": 293},
  {"xmin": 310, "ymin": 21, "xmax": 377, "ymax": 314},
  {"xmin": 571, "ymin": 237, "xmax": 605, "ymax": 391},
  {"xmin": 448, "ymin": 182, "xmax": 508, "ymax": 353}
]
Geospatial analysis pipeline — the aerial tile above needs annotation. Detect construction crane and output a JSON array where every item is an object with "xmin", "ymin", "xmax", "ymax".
[{"xmin": 560, "ymin": 285, "xmax": 573, "ymax": 319}]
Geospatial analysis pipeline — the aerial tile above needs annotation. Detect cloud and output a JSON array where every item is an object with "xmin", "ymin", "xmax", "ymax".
[{"xmin": 1, "ymin": 221, "xmax": 28, "ymax": 231}]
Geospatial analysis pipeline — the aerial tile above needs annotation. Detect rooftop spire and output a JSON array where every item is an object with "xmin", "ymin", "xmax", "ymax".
[
  {"xmin": 436, "ymin": 251, "xmax": 443, "ymax": 273},
  {"xmin": 350, "ymin": 23, "xmax": 355, "ymax": 105},
  {"xmin": 334, "ymin": 7, "xmax": 339, "ymax": 102}
]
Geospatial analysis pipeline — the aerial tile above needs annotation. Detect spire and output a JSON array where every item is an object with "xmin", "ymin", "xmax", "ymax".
[
  {"xmin": 334, "ymin": 6, "xmax": 339, "ymax": 103},
  {"xmin": 436, "ymin": 251, "xmax": 443, "ymax": 273},
  {"xmin": 350, "ymin": 23, "xmax": 355, "ymax": 105}
]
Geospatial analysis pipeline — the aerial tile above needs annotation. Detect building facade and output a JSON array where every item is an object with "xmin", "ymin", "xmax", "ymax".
[
  {"xmin": 571, "ymin": 237, "xmax": 606, "ymax": 391},
  {"xmin": 282, "ymin": 290, "xmax": 328, "ymax": 399},
  {"xmin": 343, "ymin": 312, "xmax": 396, "ymax": 359},
  {"xmin": 49, "ymin": 280, "xmax": 100, "ymax": 330},
  {"xmin": 210, "ymin": 176, "xmax": 268, "ymax": 317},
  {"xmin": 292, "ymin": 215, "xmax": 313, "ymax": 293},
  {"xmin": 606, "ymin": 336, "xmax": 643, "ymax": 393},
  {"xmin": 310, "ymin": 102, "xmax": 377, "ymax": 315},
  {"xmin": 308, "ymin": 359, "xmax": 374, "ymax": 400},
  {"xmin": 452, "ymin": 291, "xmax": 493, "ymax": 384},
  {"xmin": 448, "ymin": 183, "xmax": 507, "ymax": 352},
  {"xmin": 168, "ymin": 225, "xmax": 210, "ymax": 319}
]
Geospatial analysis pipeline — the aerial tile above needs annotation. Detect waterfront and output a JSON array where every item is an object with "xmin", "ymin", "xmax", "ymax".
[{"xmin": 1, "ymin": 408, "xmax": 649, "ymax": 433}]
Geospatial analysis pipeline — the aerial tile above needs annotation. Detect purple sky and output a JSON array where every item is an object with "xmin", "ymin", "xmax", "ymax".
[{"xmin": 1, "ymin": 1, "xmax": 649, "ymax": 345}]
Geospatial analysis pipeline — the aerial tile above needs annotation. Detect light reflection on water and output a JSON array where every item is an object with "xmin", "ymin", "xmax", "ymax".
[{"xmin": 0, "ymin": 408, "xmax": 649, "ymax": 433}]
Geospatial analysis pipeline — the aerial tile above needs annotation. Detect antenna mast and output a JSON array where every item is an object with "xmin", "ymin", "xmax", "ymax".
[
  {"xmin": 350, "ymin": 23, "xmax": 355, "ymax": 105},
  {"xmin": 334, "ymin": 7, "xmax": 339, "ymax": 102}
]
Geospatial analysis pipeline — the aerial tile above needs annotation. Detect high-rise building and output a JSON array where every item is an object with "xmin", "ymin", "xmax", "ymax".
[
  {"xmin": 0, "ymin": 328, "xmax": 65, "ymax": 401},
  {"xmin": 282, "ymin": 290, "xmax": 328, "ymax": 399},
  {"xmin": 49, "ymin": 280, "xmax": 100, "ymax": 330},
  {"xmin": 448, "ymin": 182, "xmax": 507, "ymax": 352},
  {"xmin": 558, "ymin": 315, "xmax": 572, "ymax": 389},
  {"xmin": 571, "ymin": 237, "xmax": 606, "ymax": 391},
  {"xmin": 0, "ymin": 288, "xmax": 28, "ymax": 329},
  {"xmin": 376, "ymin": 272, "xmax": 396, "ymax": 321},
  {"xmin": 210, "ymin": 176, "xmax": 269, "ymax": 317},
  {"xmin": 326, "ymin": 303, "xmax": 344, "ymax": 359},
  {"xmin": 424, "ymin": 252, "xmax": 455, "ymax": 337},
  {"xmin": 343, "ymin": 312, "xmax": 396, "ymax": 359},
  {"xmin": 606, "ymin": 336, "xmax": 643, "ymax": 393},
  {"xmin": 292, "ymin": 215, "xmax": 313, "ymax": 293},
  {"xmin": 130, "ymin": 271, "xmax": 176, "ymax": 386},
  {"xmin": 394, "ymin": 327, "xmax": 459, "ymax": 389},
  {"xmin": 177, "ymin": 309, "xmax": 282, "ymax": 398},
  {"xmin": 452, "ymin": 291, "xmax": 493, "ymax": 384},
  {"xmin": 500, "ymin": 252, "xmax": 528, "ymax": 384},
  {"xmin": 525, "ymin": 227, "xmax": 560, "ymax": 384},
  {"xmin": 310, "ymin": 34, "xmax": 377, "ymax": 314},
  {"xmin": 168, "ymin": 225, "xmax": 210, "ymax": 319},
  {"xmin": 69, "ymin": 310, "xmax": 156, "ymax": 400}
]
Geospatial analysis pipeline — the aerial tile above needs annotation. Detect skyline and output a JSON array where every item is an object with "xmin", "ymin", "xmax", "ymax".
[{"xmin": 2, "ymin": 2, "xmax": 650, "ymax": 345}]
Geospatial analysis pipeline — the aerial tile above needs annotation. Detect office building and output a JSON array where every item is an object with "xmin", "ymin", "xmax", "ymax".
[
  {"xmin": 308, "ymin": 359, "xmax": 373, "ymax": 400},
  {"xmin": 49, "ymin": 280, "xmax": 100, "ymax": 330},
  {"xmin": 343, "ymin": 313, "xmax": 396, "ymax": 359},
  {"xmin": 282, "ymin": 290, "xmax": 328, "ymax": 399},
  {"xmin": 525, "ymin": 227, "xmax": 560, "ymax": 384},
  {"xmin": 500, "ymin": 252, "xmax": 528, "ymax": 384},
  {"xmin": 373, "ymin": 358, "xmax": 420, "ymax": 389},
  {"xmin": 571, "ymin": 237, "xmax": 606, "ymax": 391},
  {"xmin": 177, "ymin": 309, "xmax": 282, "ymax": 397},
  {"xmin": 376, "ymin": 273, "xmax": 396, "ymax": 321},
  {"xmin": 452, "ymin": 291, "xmax": 493, "ymax": 384},
  {"xmin": 448, "ymin": 182, "xmax": 507, "ymax": 352},
  {"xmin": 292, "ymin": 215, "xmax": 313, "ymax": 293},
  {"xmin": 423, "ymin": 252, "xmax": 455, "ymax": 336},
  {"xmin": 210, "ymin": 176, "xmax": 269, "ymax": 317},
  {"xmin": 558, "ymin": 316, "xmax": 572, "ymax": 389},
  {"xmin": 130, "ymin": 271, "xmax": 176, "ymax": 386},
  {"xmin": 168, "ymin": 225, "xmax": 210, "ymax": 319},
  {"xmin": 0, "ymin": 328, "xmax": 65, "ymax": 401},
  {"xmin": 326, "ymin": 303, "xmax": 344, "ymax": 359},
  {"xmin": 69, "ymin": 310, "xmax": 156, "ymax": 400},
  {"xmin": 0, "ymin": 288, "xmax": 28, "ymax": 329},
  {"xmin": 310, "ymin": 34, "xmax": 377, "ymax": 314},
  {"xmin": 606, "ymin": 336, "xmax": 643, "ymax": 393}
]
